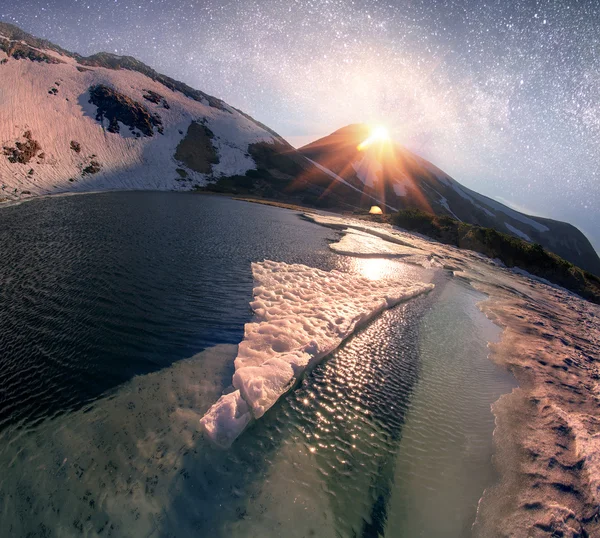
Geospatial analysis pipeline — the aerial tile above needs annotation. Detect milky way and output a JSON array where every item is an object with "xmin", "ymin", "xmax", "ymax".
[{"xmin": 1, "ymin": 0, "xmax": 598, "ymax": 248}]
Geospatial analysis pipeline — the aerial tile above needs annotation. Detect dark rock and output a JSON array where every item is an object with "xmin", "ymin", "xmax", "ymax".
[
  {"xmin": 88, "ymin": 84, "xmax": 162, "ymax": 137},
  {"xmin": 70, "ymin": 141, "xmax": 81, "ymax": 153},
  {"xmin": 0, "ymin": 38, "xmax": 63, "ymax": 64},
  {"xmin": 142, "ymin": 89, "xmax": 170, "ymax": 110},
  {"xmin": 142, "ymin": 89, "xmax": 162, "ymax": 104},
  {"xmin": 0, "ymin": 22, "xmax": 72, "ymax": 57},
  {"xmin": 82, "ymin": 160, "xmax": 101, "ymax": 175},
  {"xmin": 107, "ymin": 116, "xmax": 120, "ymax": 134},
  {"xmin": 78, "ymin": 51, "xmax": 227, "ymax": 111},
  {"xmin": 0, "ymin": 22, "xmax": 229, "ymax": 110},
  {"xmin": 2, "ymin": 131, "xmax": 42, "ymax": 164}
]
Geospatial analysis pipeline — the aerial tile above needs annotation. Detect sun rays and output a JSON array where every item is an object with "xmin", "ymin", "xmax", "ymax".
[
  {"xmin": 284, "ymin": 123, "xmax": 434, "ymax": 215},
  {"xmin": 357, "ymin": 125, "xmax": 391, "ymax": 151}
]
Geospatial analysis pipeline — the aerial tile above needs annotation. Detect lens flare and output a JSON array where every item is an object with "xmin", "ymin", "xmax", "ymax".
[{"xmin": 357, "ymin": 125, "xmax": 390, "ymax": 151}]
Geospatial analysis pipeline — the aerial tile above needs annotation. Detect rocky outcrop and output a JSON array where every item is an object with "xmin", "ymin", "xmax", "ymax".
[
  {"xmin": 82, "ymin": 160, "xmax": 101, "ymax": 175},
  {"xmin": 0, "ymin": 22, "xmax": 302, "ymax": 200},
  {"xmin": 79, "ymin": 52, "xmax": 228, "ymax": 111},
  {"xmin": 88, "ymin": 85, "xmax": 163, "ymax": 137},
  {"xmin": 0, "ymin": 37, "xmax": 63, "ymax": 64},
  {"xmin": 2, "ymin": 131, "xmax": 42, "ymax": 164},
  {"xmin": 142, "ymin": 90, "xmax": 170, "ymax": 109},
  {"xmin": 0, "ymin": 21, "xmax": 226, "ymax": 111}
]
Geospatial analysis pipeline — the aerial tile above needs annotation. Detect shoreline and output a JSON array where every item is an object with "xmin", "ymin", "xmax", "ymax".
[
  {"xmin": 306, "ymin": 212, "xmax": 600, "ymax": 537},
  {"xmin": 4, "ymin": 189, "xmax": 599, "ymax": 535},
  {"xmin": 0, "ymin": 188, "xmax": 337, "ymax": 216},
  {"xmin": 471, "ymin": 278, "xmax": 600, "ymax": 537}
]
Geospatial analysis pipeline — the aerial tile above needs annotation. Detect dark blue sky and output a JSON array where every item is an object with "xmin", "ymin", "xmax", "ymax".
[{"xmin": 1, "ymin": 0, "xmax": 598, "ymax": 249}]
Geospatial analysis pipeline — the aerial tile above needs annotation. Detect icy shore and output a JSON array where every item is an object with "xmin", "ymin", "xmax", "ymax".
[{"xmin": 304, "ymin": 211, "xmax": 600, "ymax": 537}]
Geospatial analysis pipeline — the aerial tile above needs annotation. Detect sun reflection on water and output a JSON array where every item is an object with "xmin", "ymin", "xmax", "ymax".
[
  {"xmin": 350, "ymin": 257, "xmax": 406, "ymax": 280},
  {"xmin": 333, "ymin": 256, "xmax": 432, "ymax": 286}
]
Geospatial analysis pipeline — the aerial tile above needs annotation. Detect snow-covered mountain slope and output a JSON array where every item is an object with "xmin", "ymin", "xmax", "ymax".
[
  {"xmin": 299, "ymin": 124, "xmax": 600, "ymax": 275},
  {"xmin": 0, "ymin": 22, "xmax": 317, "ymax": 198},
  {"xmin": 0, "ymin": 24, "xmax": 396, "ymax": 214}
]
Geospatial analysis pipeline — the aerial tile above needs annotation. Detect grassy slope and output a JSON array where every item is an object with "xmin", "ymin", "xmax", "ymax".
[{"xmin": 393, "ymin": 209, "xmax": 600, "ymax": 304}]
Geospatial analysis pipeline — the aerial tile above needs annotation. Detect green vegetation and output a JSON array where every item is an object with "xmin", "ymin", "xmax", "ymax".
[
  {"xmin": 202, "ymin": 142, "xmax": 305, "ymax": 197},
  {"xmin": 247, "ymin": 141, "xmax": 305, "ymax": 178},
  {"xmin": 393, "ymin": 209, "xmax": 600, "ymax": 304},
  {"xmin": 203, "ymin": 174, "xmax": 256, "ymax": 194}
]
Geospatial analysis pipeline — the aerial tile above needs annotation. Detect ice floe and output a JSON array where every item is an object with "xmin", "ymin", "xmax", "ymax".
[
  {"xmin": 200, "ymin": 260, "xmax": 434, "ymax": 447},
  {"xmin": 330, "ymin": 228, "xmax": 424, "ymax": 257},
  {"xmin": 305, "ymin": 215, "xmax": 446, "ymax": 269}
]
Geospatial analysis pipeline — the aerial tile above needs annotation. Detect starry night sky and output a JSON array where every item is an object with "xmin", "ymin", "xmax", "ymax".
[{"xmin": 1, "ymin": 0, "xmax": 599, "ymax": 249}]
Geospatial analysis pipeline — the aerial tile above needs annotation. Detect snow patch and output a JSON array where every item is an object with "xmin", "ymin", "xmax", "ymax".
[
  {"xmin": 426, "ymin": 183, "xmax": 461, "ymax": 221},
  {"xmin": 329, "ymin": 227, "xmax": 444, "ymax": 268},
  {"xmin": 200, "ymin": 260, "xmax": 433, "ymax": 447},
  {"xmin": 454, "ymin": 182, "xmax": 549, "ymax": 232},
  {"xmin": 505, "ymin": 222, "xmax": 532, "ymax": 242},
  {"xmin": 478, "ymin": 206, "xmax": 496, "ymax": 218},
  {"xmin": 392, "ymin": 180, "xmax": 407, "ymax": 197},
  {"xmin": 473, "ymin": 191, "xmax": 549, "ymax": 232},
  {"xmin": 198, "ymin": 389, "xmax": 252, "ymax": 449},
  {"xmin": 413, "ymin": 155, "xmax": 452, "ymax": 186},
  {"xmin": 449, "ymin": 181, "xmax": 495, "ymax": 218}
]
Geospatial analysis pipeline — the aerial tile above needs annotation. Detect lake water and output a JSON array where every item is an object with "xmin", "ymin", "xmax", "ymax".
[{"xmin": 0, "ymin": 192, "xmax": 515, "ymax": 537}]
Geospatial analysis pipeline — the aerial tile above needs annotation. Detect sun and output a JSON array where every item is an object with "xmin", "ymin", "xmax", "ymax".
[{"xmin": 357, "ymin": 125, "xmax": 391, "ymax": 151}]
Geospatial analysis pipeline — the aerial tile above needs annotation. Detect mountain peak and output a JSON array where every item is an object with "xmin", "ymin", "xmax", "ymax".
[{"xmin": 299, "ymin": 125, "xmax": 600, "ymax": 274}]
